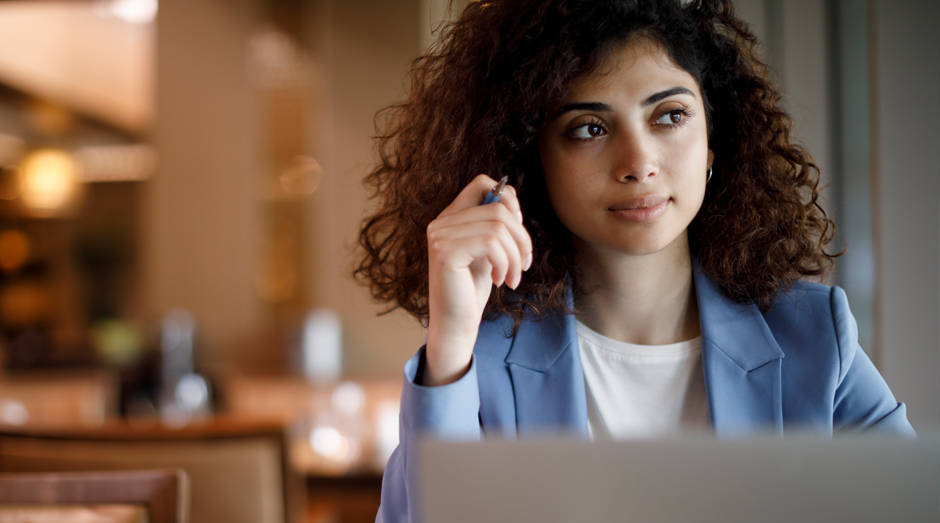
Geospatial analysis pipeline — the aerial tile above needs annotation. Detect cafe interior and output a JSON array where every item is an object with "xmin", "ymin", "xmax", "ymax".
[{"xmin": 0, "ymin": 0, "xmax": 935, "ymax": 522}]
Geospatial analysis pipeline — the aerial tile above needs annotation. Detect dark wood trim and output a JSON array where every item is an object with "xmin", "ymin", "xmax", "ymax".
[{"xmin": 0, "ymin": 416, "xmax": 286, "ymax": 441}]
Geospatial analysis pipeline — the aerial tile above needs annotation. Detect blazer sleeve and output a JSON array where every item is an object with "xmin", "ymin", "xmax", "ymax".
[
  {"xmin": 376, "ymin": 346, "xmax": 482, "ymax": 523},
  {"xmin": 830, "ymin": 286, "xmax": 916, "ymax": 436}
]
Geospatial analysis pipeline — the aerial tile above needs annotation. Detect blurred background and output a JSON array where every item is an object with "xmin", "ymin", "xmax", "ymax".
[{"xmin": 0, "ymin": 0, "xmax": 935, "ymax": 521}]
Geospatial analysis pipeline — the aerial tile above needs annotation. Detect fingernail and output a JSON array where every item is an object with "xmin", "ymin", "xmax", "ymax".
[
  {"xmin": 524, "ymin": 253, "xmax": 533, "ymax": 271},
  {"xmin": 515, "ymin": 211, "xmax": 523, "ymax": 224}
]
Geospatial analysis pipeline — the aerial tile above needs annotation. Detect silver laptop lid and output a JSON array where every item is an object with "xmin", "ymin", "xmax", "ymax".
[{"xmin": 419, "ymin": 435, "xmax": 939, "ymax": 523}]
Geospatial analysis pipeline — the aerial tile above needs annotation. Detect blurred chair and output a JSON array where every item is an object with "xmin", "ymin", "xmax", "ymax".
[
  {"xmin": 0, "ymin": 418, "xmax": 304, "ymax": 523},
  {"xmin": 0, "ymin": 468, "xmax": 187, "ymax": 523}
]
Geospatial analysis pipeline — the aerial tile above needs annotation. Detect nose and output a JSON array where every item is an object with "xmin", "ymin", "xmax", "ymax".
[{"xmin": 612, "ymin": 130, "xmax": 658, "ymax": 183}]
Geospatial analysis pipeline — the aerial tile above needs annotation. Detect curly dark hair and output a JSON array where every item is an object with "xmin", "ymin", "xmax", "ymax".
[{"xmin": 355, "ymin": 0, "xmax": 838, "ymax": 331}]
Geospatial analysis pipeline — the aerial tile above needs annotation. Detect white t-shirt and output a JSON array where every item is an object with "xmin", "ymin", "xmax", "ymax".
[{"xmin": 576, "ymin": 320, "xmax": 710, "ymax": 439}]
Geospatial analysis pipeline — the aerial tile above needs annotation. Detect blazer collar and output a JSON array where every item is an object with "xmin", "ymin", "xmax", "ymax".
[
  {"xmin": 693, "ymin": 261, "xmax": 785, "ymax": 434},
  {"xmin": 692, "ymin": 262, "xmax": 784, "ymax": 371},
  {"xmin": 504, "ymin": 293, "xmax": 588, "ymax": 437},
  {"xmin": 504, "ymin": 265, "xmax": 785, "ymax": 372},
  {"xmin": 502, "ymin": 261, "xmax": 785, "ymax": 436},
  {"xmin": 504, "ymin": 309, "xmax": 573, "ymax": 371}
]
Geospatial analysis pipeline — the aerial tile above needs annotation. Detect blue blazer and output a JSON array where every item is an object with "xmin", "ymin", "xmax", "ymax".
[{"xmin": 376, "ymin": 269, "xmax": 915, "ymax": 523}]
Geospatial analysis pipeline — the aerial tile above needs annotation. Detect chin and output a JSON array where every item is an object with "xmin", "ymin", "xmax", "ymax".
[
  {"xmin": 616, "ymin": 243, "xmax": 674, "ymax": 257},
  {"xmin": 605, "ymin": 229, "xmax": 688, "ymax": 257},
  {"xmin": 568, "ymin": 218, "xmax": 691, "ymax": 259}
]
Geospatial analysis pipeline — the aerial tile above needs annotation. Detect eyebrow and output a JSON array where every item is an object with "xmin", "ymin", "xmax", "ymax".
[
  {"xmin": 550, "ymin": 102, "xmax": 612, "ymax": 120},
  {"xmin": 641, "ymin": 86, "xmax": 695, "ymax": 106},
  {"xmin": 549, "ymin": 86, "xmax": 696, "ymax": 120}
]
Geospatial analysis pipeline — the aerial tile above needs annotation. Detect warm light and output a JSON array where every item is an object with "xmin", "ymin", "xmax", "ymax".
[
  {"xmin": 310, "ymin": 426, "xmax": 346, "ymax": 459},
  {"xmin": 95, "ymin": 0, "xmax": 158, "ymax": 25},
  {"xmin": 279, "ymin": 155, "xmax": 321, "ymax": 196},
  {"xmin": 309, "ymin": 425, "xmax": 361, "ymax": 463},
  {"xmin": 0, "ymin": 398, "xmax": 28, "ymax": 426},
  {"xmin": 19, "ymin": 149, "xmax": 81, "ymax": 215},
  {"xmin": 0, "ymin": 229, "xmax": 29, "ymax": 272},
  {"xmin": 332, "ymin": 382, "xmax": 365, "ymax": 416},
  {"xmin": 375, "ymin": 400, "xmax": 400, "ymax": 467}
]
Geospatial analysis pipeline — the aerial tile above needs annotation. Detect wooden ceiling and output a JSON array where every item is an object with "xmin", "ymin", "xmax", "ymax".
[{"xmin": 0, "ymin": 1, "xmax": 155, "ymax": 134}]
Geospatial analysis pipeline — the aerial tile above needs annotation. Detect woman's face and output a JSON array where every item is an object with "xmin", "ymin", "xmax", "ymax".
[{"xmin": 538, "ymin": 38, "xmax": 713, "ymax": 259}]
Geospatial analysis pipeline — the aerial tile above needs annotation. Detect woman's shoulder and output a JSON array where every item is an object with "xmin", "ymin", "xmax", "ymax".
[
  {"xmin": 764, "ymin": 280, "xmax": 853, "ymax": 330},
  {"xmin": 764, "ymin": 280, "xmax": 862, "ymax": 381},
  {"xmin": 764, "ymin": 281, "xmax": 912, "ymax": 434}
]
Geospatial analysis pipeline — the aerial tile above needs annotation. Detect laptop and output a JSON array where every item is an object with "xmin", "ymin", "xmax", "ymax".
[{"xmin": 418, "ymin": 434, "xmax": 939, "ymax": 523}]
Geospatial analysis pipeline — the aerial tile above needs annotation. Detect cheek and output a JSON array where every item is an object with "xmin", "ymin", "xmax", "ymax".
[
  {"xmin": 539, "ymin": 139, "xmax": 573, "ymax": 211},
  {"xmin": 541, "ymin": 151, "xmax": 589, "ymax": 223},
  {"xmin": 668, "ymin": 137, "xmax": 709, "ymax": 205},
  {"xmin": 542, "ymin": 166, "xmax": 572, "ymax": 221}
]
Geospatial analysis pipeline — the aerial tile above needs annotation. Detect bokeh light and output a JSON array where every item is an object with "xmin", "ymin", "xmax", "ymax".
[
  {"xmin": 94, "ymin": 0, "xmax": 158, "ymax": 25},
  {"xmin": 18, "ymin": 149, "xmax": 81, "ymax": 215},
  {"xmin": 279, "ymin": 155, "xmax": 321, "ymax": 196}
]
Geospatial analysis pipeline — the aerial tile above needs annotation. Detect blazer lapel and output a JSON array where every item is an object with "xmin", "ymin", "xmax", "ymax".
[
  {"xmin": 693, "ymin": 267, "xmax": 785, "ymax": 435},
  {"xmin": 504, "ymin": 309, "xmax": 590, "ymax": 438},
  {"xmin": 501, "ymin": 266, "xmax": 784, "ymax": 438}
]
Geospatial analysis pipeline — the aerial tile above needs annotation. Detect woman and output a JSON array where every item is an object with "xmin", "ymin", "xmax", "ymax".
[{"xmin": 356, "ymin": 0, "xmax": 914, "ymax": 520}]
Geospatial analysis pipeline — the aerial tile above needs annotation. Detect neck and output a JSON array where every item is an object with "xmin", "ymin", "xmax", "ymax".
[{"xmin": 572, "ymin": 234, "xmax": 700, "ymax": 345}]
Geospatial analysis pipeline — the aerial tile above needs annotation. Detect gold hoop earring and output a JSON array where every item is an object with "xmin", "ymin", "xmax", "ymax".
[{"xmin": 706, "ymin": 168, "xmax": 713, "ymax": 183}]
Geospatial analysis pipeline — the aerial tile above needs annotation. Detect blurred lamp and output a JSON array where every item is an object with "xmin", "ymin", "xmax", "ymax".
[
  {"xmin": 0, "ymin": 398, "xmax": 28, "ymax": 426},
  {"xmin": 308, "ymin": 424, "xmax": 361, "ymax": 464},
  {"xmin": 19, "ymin": 149, "xmax": 81, "ymax": 216},
  {"xmin": 95, "ymin": 0, "xmax": 158, "ymax": 25}
]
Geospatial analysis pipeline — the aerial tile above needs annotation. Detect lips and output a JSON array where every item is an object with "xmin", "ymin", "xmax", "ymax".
[{"xmin": 609, "ymin": 195, "xmax": 671, "ymax": 222}]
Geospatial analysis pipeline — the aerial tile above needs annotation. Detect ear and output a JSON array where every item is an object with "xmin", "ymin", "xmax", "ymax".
[{"xmin": 707, "ymin": 148, "xmax": 715, "ymax": 169}]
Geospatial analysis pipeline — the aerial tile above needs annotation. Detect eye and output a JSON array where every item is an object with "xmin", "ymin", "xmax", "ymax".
[
  {"xmin": 567, "ymin": 121, "xmax": 607, "ymax": 140},
  {"xmin": 654, "ymin": 109, "xmax": 688, "ymax": 126}
]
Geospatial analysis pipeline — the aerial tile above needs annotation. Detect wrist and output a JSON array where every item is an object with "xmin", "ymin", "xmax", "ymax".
[{"xmin": 425, "ymin": 328, "xmax": 476, "ymax": 387}]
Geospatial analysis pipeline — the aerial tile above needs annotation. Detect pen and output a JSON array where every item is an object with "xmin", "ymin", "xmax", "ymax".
[{"xmin": 481, "ymin": 176, "xmax": 509, "ymax": 205}]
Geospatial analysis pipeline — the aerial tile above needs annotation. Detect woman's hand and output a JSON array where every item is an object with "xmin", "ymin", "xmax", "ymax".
[{"xmin": 424, "ymin": 174, "xmax": 533, "ymax": 386}]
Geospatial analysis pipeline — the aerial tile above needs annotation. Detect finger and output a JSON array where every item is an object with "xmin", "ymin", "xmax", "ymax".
[
  {"xmin": 430, "ymin": 204, "xmax": 532, "ymax": 269},
  {"xmin": 428, "ymin": 221, "xmax": 524, "ymax": 287},
  {"xmin": 433, "ymin": 235, "xmax": 512, "ymax": 288},
  {"xmin": 494, "ymin": 184, "xmax": 522, "ymax": 222},
  {"xmin": 433, "ymin": 233, "xmax": 513, "ymax": 288},
  {"xmin": 438, "ymin": 174, "xmax": 507, "ymax": 218}
]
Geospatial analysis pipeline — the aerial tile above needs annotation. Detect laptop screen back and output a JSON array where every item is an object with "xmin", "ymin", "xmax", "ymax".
[{"xmin": 419, "ymin": 435, "xmax": 938, "ymax": 523}]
